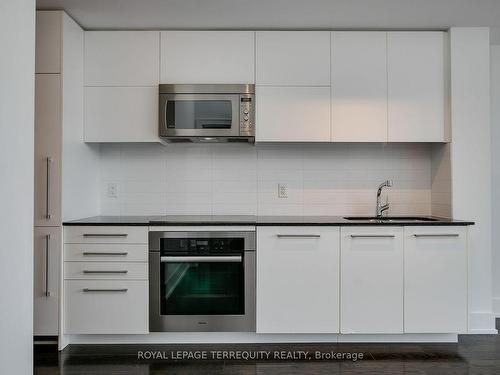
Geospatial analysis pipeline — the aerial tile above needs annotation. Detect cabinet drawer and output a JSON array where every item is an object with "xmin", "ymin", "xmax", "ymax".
[
  {"xmin": 65, "ymin": 244, "xmax": 148, "ymax": 262},
  {"xmin": 64, "ymin": 280, "xmax": 148, "ymax": 334},
  {"xmin": 64, "ymin": 226, "xmax": 148, "ymax": 244},
  {"xmin": 64, "ymin": 262, "xmax": 148, "ymax": 280}
]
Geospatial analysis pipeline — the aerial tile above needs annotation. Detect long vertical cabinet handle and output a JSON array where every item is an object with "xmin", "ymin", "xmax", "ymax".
[
  {"xmin": 45, "ymin": 157, "xmax": 52, "ymax": 220},
  {"xmin": 44, "ymin": 234, "xmax": 51, "ymax": 297}
]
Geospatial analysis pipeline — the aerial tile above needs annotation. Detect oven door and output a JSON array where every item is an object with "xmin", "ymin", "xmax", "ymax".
[
  {"xmin": 159, "ymin": 93, "xmax": 240, "ymax": 138},
  {"xmin": 149, "ymin": 233, "xmax": 255, "ymax": 332}
]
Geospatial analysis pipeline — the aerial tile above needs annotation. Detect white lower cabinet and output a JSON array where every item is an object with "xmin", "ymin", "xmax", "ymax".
[
  {"xmin": 34, "ymin": 226, "xmax": 61, "ymax": 336},
  {"xmin": 64, "ymin": 280, "xmax": 148, "ymax": 334},
  {"xmin": 404, "ymin": 226, "xmax": 468, "ymax": 333},
  {"xmin": 63, "ymin": 225, "xmax": 149, "ymax": 334},
  {"xmin": 256, "ymin": 226, "xmax": 340, "ymax": 333},
  {"xmin": 341, "ymin": 227, "xmax": 403, "ymax": 334}
]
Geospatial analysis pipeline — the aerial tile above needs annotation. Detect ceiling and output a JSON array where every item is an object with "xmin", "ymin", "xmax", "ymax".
[{"xmin": 37, "ymin": 0, "xmax": 500, "ymax": 43}]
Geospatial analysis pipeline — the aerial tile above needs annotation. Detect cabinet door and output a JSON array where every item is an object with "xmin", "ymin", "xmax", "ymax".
[
  {"xmin": 256, "ymin": 86, "xmax": 330, "ymax": 142},
  {"xmin": 387, "ymin": 32, "xmax": 446, "ymax": 142},
  {"xmin": 64, "ymin": 280, "xmax": 148, "ymax": 334},
  {"xmin": 84, "ymin": 87, "xmax": 159, "ymax": 142},
  {"xmin": 404, "ymin": 226, "xmax": 467, "ymax": 333},
  {"xmin": 84, "ymin": 31, "xmax": 159, "ymax": 86},
  {"xmin": 340, "ymin": 227, "xmax": 403, "ymax": 333},
  {"xmin": 256, "ymin": 31, "xmax": 330, "ymax": 86},
  {"xmin": 34, "ymin": 226, "xmax": 61, "ymax": 336},
  {"xmin": 161, "ymin": 31, "xmax": 255, "ymax": 84},
  {"xmin": 34, "ymin": 74, "xmax": 62, "ymax": 226},
  {"xmin": 36, "ymin": 11, "xmax": 61, "ymax": 73},
  {"xmin": 257, "ymin": 226, "xmax": 340, "ymax": 333},
  {"xmin": 331, "ymin": 32, "xmax": 388, "ymax": 142}
]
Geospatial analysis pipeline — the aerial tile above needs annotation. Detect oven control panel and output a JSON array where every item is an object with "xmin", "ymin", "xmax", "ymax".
[{"xmin": 161, "ymin": 237, "xmax": 244, "ymax": 255}]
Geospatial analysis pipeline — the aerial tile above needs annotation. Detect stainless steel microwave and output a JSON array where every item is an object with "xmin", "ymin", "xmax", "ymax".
[{"xmin": 158, "ymin": 84, "xmax": 255, "ymax": 143}]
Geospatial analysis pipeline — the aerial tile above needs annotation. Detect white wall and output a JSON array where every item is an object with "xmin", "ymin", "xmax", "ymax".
[
  {"xmin": 491, "ymin": 45, "xmax": 500, "ymax": 316},
  {"xmin": 450, "ymin": 28, "xmax": 495, "ymax": 333},
  {"xmin": 0, "ymin": 0, "xmax": 35, "ymax": 374},
  {"xmin": 61, "ymin": 12, "xmax": 101, "ymax": 222},
  {"xmin": 100, "ymin": 143, "xmax": 432, "ymax": 217}
]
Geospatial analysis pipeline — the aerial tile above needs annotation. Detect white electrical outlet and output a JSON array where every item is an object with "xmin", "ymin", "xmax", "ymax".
[
  {"xmin": 107, "ymin": 183, "xmax": 118, "ymax": 198},
  {"xmin": 278, "ymin": 183, "xmax": 288, "ymax": 199}
]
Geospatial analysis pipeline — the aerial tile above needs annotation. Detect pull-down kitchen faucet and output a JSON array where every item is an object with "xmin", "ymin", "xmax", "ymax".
[{"xmin": 376, "ymin": 180, "xmax": 393, "ymax": 217}]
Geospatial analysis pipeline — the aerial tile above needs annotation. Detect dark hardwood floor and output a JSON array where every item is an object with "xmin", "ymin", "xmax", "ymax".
[{"xmin": 34, "ymin": 320, "xmax": 500, "ymax": 375}]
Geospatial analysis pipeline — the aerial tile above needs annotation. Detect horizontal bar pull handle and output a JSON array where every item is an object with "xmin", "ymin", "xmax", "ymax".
[
  {"xmin": 83, "ymin": 233, "xmax": 128, "ymax": 238},
  {"xmin": 161, "ymin": 256, "xmax": 242, "ymax": 263},
  {"xmin": 83, "ymin": 288, "xmax": 128, "ymax": 293},
  {"xmin": 276, "ymin": 234, "xmax": 321, "ymax": 239},
  {"xmin": 82, "ymin": 270, "xmax": 129, "ymax": 274},
  {"xmin": 82, "ymin": 252, "xmax": 128, "ymax": 257},
  {"xmin": 414, "ymin": 234, "xmax": 460, "ymax": 238},
  {"xmin": 350, "ymin": 234, "xmax": 395, "ymax": 238}
]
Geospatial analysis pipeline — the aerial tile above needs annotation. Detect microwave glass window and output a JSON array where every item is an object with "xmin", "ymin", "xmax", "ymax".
[
  {"xmin": 166, "ymin": 100, "xmax": 232, "ymax": 129},
  {"xmin": 160, "ymin": 260, "xmax": 245, "ymax": 315}
]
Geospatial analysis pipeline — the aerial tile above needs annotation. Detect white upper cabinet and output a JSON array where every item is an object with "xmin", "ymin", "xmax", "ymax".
[
  {"xmin": 36, "ymin": 11, "xmax": 62, "ymax": 73},
  {"xmin": 387, "ymin": 32, "xmax": 447, "ymax": 142},
  {"xmin": 256, "ymin": 86, "xmax": 331, "ymax": 142},
  {"xmin": 84, "ymin": 87, "xmax": 159, "ymax": 142},
  {"xmin": 161, "ymin": 31, "xmax": 255, "ymax": 83},
  {"xmin": 331, "ymin": 32, "xmax": 388, "ymax": 142},
  {"xmin": 257, "ymin": 226, "xmax": 340, "ymax": 334},
  {"xmin": 84, "ymin": 31, "xmax": 160, "ymax": 86},
  {"xmin": 256, "ymin": 31, "xmax": 331, "ymax": 86}
]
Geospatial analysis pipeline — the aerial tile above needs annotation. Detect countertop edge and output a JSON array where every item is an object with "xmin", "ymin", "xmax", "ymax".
[{"xmin": 63, "ymin": 221, "xmax": 475, "ymax": 226}]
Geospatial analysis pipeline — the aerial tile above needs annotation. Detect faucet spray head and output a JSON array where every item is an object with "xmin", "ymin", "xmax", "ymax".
[{"xmin": 386, "ymin": 179, "xmax": 393, "ymax": 188}]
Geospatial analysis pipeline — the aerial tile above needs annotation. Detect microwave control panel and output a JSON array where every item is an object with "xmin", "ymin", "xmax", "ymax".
[{"xmin": 239, "ymin": 95, "xmax": 255, "ymax": 137}]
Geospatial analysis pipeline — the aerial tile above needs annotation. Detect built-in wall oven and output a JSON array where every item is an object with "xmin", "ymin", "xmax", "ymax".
[{"xmin": 149, "ymin": 230, "xmax": 255, "ymax": 332}]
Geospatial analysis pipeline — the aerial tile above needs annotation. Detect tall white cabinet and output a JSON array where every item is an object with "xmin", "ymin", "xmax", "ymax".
[{"xmin": 34, "ymin": 11, "xmax": 100, "ymax": 338}]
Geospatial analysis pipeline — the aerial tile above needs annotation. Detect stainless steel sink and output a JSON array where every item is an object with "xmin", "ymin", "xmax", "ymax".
[{"xmin": 344, "ymin": 216, "xmax": 439, "ymax": 222}]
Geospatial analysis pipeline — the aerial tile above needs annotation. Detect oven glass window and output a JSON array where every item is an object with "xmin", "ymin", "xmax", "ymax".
[
  {"xmin": 161, "ymin": 260, "xmax": 244, "ymax": 315},
  {"xmin": 166, "ymin": 100, "xmax": 232, "ymax": 129}
]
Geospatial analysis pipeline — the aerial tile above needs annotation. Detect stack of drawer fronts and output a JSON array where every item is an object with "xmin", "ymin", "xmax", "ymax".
[{"xmin": 63, "ymin": 226, "xmax": 149, "ymax": 334}]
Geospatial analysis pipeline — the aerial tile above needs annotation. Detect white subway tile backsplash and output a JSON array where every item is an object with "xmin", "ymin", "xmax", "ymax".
[{"xmin": 99, "ymin": 143, "xmax": 433, "ymax": 216}]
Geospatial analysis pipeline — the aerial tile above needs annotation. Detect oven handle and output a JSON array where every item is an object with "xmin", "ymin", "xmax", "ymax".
[{"xmin": 160, "ymin": 256, "xmax": 242, "ymax": 263}]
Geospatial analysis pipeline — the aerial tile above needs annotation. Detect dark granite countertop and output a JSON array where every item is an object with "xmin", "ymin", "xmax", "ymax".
[{"xmin": 63, "ymin": 215, "xmax": 474, "ymax": 226}]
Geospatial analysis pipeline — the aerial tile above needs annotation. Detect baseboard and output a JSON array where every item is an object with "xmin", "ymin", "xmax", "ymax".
[{"xmin": 468, "ymin": 311, "xmax": 498, "ymax": 334}]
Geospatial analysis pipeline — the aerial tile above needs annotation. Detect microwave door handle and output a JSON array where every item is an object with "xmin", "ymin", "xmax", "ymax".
[{"xmin": 160, "ymin": 256, "xmax": 242, "ymax": 263}]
